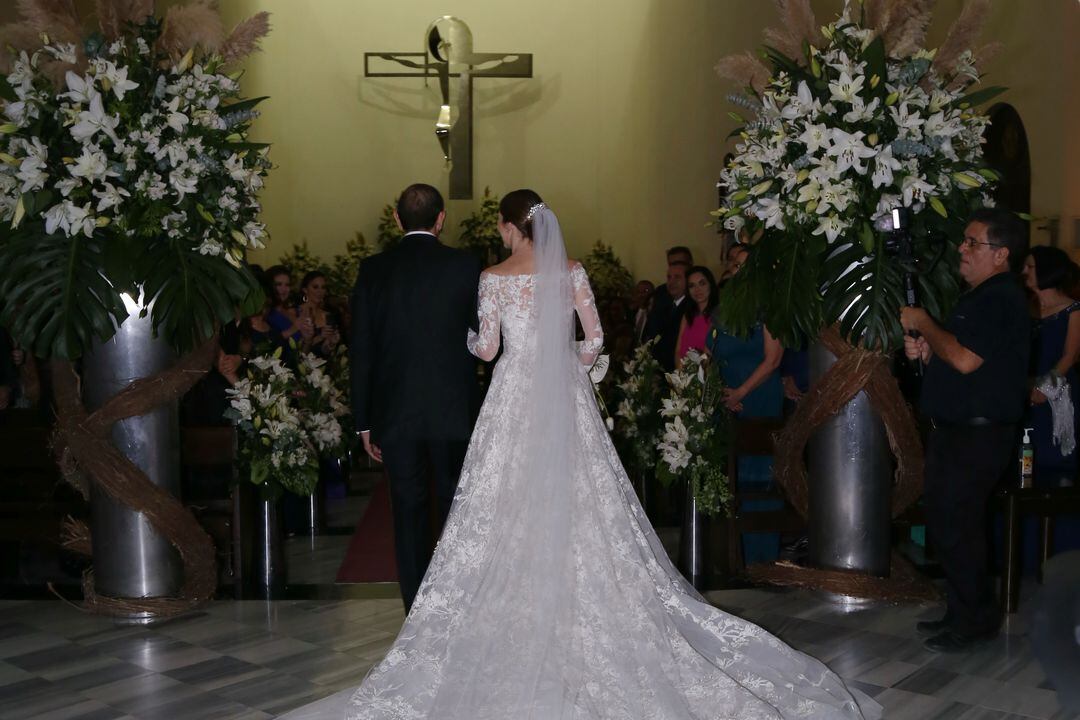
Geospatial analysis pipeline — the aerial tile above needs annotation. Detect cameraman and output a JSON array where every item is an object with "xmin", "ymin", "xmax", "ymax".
[{"xmin": 899, "ymin": 207, "xmax": 1030, "ymax": 653}]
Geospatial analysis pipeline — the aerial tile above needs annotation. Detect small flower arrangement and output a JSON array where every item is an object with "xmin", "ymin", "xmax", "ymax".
[
  {"xmin": 225, "ymin": 349, "xmax": 348, "ymax": 498},
  {"xmin": 612, "ymin": 338, "xmax": 665, "ymax": 478},
  {"xmin": 655, "ymin": 350, "xmax": 731, "ymax": 517}
]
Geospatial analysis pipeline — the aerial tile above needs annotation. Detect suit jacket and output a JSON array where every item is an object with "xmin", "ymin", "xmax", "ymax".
[
  {"xmin": 350, "ymin": 232, "xmax": 481, "ymax": 444},
  {"xmin": 642, "ymin": 286, "xmax": 685, "ymax": 372}
]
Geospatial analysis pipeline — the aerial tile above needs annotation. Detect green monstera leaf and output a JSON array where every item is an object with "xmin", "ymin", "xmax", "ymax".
[{"xmin": 0, "ymin": 227, "xmax": 130, "ymax": 359}]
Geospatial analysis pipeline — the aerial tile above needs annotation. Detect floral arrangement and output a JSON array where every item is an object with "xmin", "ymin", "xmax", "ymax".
[
  {"xmin": 225, "ymin": 349, "xmax": 348, "ymax": 498},
  {"xmin": 612, "ymin": 338, "xmax": 665, "ymax": 478},
  {"xmin": 714, "ymin": 0, "xmax": 1003, "ymax": 351},
  {"xmin": 655, "ymin": 350, "xmax": 731, "ymax": 517},
  {"xmin": 0, "ymin": 1, "xmax": 272, "ymax": 358}
]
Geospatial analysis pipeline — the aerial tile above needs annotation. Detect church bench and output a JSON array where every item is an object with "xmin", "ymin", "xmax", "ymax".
[
  {"xmin": 1000, "ymin": 483, "xmax": 1080, "ymax": 613},
  {"xmin": 720, "ymin": 418, "xmax": 804, "ymax": 577}
]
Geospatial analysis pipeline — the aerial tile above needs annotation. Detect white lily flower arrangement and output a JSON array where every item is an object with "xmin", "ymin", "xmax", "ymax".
[
  {"xmin": 714, "ymin": 3, "xmax": 1005, "ymax": 352},
  {"xmin": 612, "ymin": 338, "xmax": 666, "ymax": 478},
  {"xmin": 655, "ymin": 350, "xmax": 732, "ymax": 518},
  {"xmin": 0, "ymin": 9, "xmax": 271, "ymax": 358},
  {"xmin": 225, "ymin": 348, "xmax": 350, "ymax": 499}
]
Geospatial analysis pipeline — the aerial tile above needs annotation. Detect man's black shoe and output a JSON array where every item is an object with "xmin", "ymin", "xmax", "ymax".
[
  {"xmin": 915, "ymin": 617, "xmax": 952, "ymax": 636},
  {"xmin": 923, "ymin": 628, "xmax": 998, "ymax": 654}
]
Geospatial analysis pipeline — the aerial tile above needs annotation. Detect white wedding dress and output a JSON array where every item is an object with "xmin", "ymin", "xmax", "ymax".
[{"xmin": 283, "ymin": 212, "xmax": 879, "ymax": 720}]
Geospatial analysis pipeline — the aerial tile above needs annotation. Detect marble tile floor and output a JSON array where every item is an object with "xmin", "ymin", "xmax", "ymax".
[{"xmin": 1, "ymin": 586, "xmax": 1077, "ymax": 720}]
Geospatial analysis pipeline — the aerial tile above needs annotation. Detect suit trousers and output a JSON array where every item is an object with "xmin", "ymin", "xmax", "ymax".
[
  {"xmin": 924, "ymin": 422, "xmax": 1016, "ymax": 635},
  {"xmin": 379, "ymin": 437, "xmax": 468, "ymax": 612}
]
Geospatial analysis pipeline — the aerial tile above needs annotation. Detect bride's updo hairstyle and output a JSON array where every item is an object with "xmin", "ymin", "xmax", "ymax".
[{"xmin": 499, "ymin": 189, "xmax": 544, "ymax": 240}]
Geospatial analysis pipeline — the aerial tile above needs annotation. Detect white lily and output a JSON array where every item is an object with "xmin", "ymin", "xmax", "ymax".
[
  {"xmin": 71, "ymin": 94, "xmax": 120, "ymax": 143},
  {"xmin": 780, "ymin": 81, "xmax": 816, "ymax": 120},
  {"xmin": 842, "ymin": 96, "xmax": 880, "ymax": 123},
  {"xmin": 828, "ymin": 70, "xmax": 865, "ymax": 105},
  {"xmin": 818, "ymin": 181, "xmax": 854, "ymax": 215},
  {"xmin": 798, "ymin": 123, "xmax": 831, "ymax": 154},
  {"xmin": 752, "ymin": 196, "xmax": 785, "ymax": 230},
  {"xmin": 901, "ymin": 174, "xmax": 935, "ymax": 207},
  {"xmin": 63, "ymin": 72, "xmax": 99, "ymax": 105},
  {"xmin": 826, "ymin": 128, "xmax": 877, "ymax": 175},
  {"xmin": 163, "ymin": 97, "xmax": 189, "ymax": 133},
  {"xmin": 243, "ymin": 221, "xmax": 267, "ymax": 249},
  {"xmin": 870, "ymin": 146, "xmax": 902, "ymax": 189},
  {"xmin": 100, "ymin": 62, "xmax": 139, "ymax": 100},
  {"xmin": 812, "ymin": 213, "xmax": 847, "ymax": 243},
  {"xmin": 65, "ymin": 202, "xmax": 96, "ymax": 238},
  {"xmin": 69, "ymin": 146, "xmax": 111, "ymax": 181},
  {"xmin": 43, "ymin": 202, "xmax": 70, "ymax": 235},
  {"xmin": 92, "ymin": 182, "xmax": 130, "ymax": 212}
]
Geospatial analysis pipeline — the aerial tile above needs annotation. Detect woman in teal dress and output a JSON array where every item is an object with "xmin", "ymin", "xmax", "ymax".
[{"xmin": 707, "ymin": 242, "xmax": 784, "ymax": 563}]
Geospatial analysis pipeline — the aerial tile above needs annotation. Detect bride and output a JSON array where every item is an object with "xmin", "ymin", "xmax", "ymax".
[{"xmin": 283, "ymin": 190, "xmax": 880, "ymax": 719}]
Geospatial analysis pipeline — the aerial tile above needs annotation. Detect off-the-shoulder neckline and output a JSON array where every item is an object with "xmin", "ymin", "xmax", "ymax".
[{"xmin": 483, "ymin": 262, "xmax": 583, "ymax": 279}]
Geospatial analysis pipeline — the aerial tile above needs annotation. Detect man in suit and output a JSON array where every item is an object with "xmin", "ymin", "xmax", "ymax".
[
  {"xmin": 643, "ymin": 248, "xmax": 692, "ymax": 371},
  {"xmin": 351, "ymin": 183, "xmax": 481, "ymax": 611}
]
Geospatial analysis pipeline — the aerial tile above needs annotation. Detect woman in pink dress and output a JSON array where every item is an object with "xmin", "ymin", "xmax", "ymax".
[{"xmin": 675, "ymin": 265, "xmax": 717, "ymax": 367}]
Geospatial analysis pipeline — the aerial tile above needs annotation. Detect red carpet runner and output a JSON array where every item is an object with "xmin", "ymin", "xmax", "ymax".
[{"xmin": 336, "ymin": 476, "xmax": 398, "ymax": 583}]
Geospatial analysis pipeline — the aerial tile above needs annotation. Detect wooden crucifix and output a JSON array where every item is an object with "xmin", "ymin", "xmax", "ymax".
[{"xmin": 365, "ymin": 16, "xmax": 533, "ymax": 200}]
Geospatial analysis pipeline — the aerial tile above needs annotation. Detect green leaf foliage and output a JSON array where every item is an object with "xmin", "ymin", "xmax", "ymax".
[
  {"xmin": 456, "ymin": 187, "xmax": 503, "ymax": 267},
  {"xmin": 0, "ymin": 228, "xmax": 129, "ymax": 359}
]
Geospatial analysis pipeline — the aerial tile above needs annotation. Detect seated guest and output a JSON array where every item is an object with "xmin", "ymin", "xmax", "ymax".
[
  {"xmin": 297, "ymin": 271, "xmax": 342, "ymax": 358},
  {"xmin": 675, "ymin": 266, "xmax": 717, "ymax": 366},
  {"xmin": 265, "ymin": 264, "xmax": 311, "ymax": 346}
]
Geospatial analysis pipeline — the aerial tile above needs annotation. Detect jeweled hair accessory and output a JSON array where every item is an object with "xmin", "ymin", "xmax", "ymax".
[{"xmin": 524, "ymin": 202, "xmax": 546, "ymax": 223}]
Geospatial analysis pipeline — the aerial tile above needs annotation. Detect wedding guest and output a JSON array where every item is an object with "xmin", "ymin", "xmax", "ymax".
[
  {"xmin": 675, "ymin": 266, "xmax": 717, "ymax": 366},
  {"xmin": 630, "ymin": 279, "xmax": 655, "ymax": 348},
  {"xmin": 1022, "ymin": 246, "xmax": 1080, "ymax": 487},
  {"xmin": 901, "ymin": 207, "xmax": 1030, "ymax": 653},
  {"xmin": 706, "ymin": 243, "xmax": 783, "ymax": 564},
  {"xmin": 265, "ymin": 264, "xmax": 310, "ymax": 345},
  {"xmin": 644, "ymin": 260, "xmax": 688, "ymax": 372},
  {"xmin": 721, "ymin": 242, "xmax": 749, "ymax": 284},
  {"xmin": 298, "ymin": 271, "xmax": 342, "ymax": 358},
  {"xmin": 1020, "ymin": 246, "xmax": 1080, "ymax": 564}
]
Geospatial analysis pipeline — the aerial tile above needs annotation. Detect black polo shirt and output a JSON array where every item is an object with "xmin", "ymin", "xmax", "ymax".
[{"xmin": 920, "ymin": 271, "xmax": 1030, "ymax": 423}]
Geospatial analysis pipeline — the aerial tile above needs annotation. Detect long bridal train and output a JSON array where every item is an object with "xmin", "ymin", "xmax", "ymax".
[{"xmin": 283, "ymin": 208, "xmax": 878, "ymax": 720}]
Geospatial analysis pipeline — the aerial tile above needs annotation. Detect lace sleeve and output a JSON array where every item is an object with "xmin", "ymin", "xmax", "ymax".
[
  {"xmin": 571, "ymin": 263, "xmax": 604, "ymax": 366},
  {"xmin": 467, "ymin": 273, "xmax": 501, "ymax": 361}
]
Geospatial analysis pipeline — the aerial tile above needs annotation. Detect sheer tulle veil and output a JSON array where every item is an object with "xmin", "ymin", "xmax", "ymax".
[{"xmin": 431, "ymin": 202, "xmax": 587, "ymax": 712}]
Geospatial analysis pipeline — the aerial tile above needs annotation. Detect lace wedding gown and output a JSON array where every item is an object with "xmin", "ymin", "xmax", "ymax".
[{"xmin": 283, "ymin": 263, "xmax": 879, "ymax": 720}]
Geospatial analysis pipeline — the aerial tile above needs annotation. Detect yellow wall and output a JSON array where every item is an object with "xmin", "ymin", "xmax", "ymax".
[
  {"xmin": 217, "ymin": 0, "xmax": 1078, "ymax": 277},
  {"xmin": 4, "ymin": 1, "xmax": 1077, "ymax": 275}
]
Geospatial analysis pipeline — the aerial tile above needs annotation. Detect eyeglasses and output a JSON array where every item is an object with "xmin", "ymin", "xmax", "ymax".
[{"xmin": 959, "ymin": 238, "xmax": 1003, "ymax": 250}]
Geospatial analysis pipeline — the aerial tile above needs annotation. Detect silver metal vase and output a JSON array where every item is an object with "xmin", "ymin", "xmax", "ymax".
[
  {"xmin": 81, "ymin": 299, "xmax": 183, "ymax": 619},
  {"xmin": 806, "ymin": 342, "xmax": 893, "ymax": 577}
]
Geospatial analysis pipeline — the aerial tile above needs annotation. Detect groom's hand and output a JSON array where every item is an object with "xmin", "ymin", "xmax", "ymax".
[{"xmin": 360, "ymin": 430, "xmax": 382, "ymax": 463}]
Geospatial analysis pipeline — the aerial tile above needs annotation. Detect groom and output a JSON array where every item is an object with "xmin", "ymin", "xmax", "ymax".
[{"xmin": 350, "ymin": 183, "xmax": 481, "ymax": 611}]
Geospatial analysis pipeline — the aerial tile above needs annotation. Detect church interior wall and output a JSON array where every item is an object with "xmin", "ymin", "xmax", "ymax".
[{"xmin": 2, "ymin": 1, "xmax": 1077, "ymax": 276}]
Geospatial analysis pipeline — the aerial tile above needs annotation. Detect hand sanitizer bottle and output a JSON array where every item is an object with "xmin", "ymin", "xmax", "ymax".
[{"xmin": 1020, "ymin": 427, "xmax": 1034, "ymax": 489}]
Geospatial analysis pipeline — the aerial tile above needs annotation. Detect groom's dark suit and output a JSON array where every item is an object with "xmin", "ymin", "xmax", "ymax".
[{"xmin": 350, "ymin": 231, "xmax": 481, "ymax": 610}]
